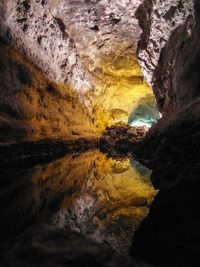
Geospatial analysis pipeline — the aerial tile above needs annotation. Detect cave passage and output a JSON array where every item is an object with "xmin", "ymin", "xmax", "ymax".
[
  {"xmin": 0, "ymin": 0, "xmax": 199, "ymax": 266},
  {"xmin": 128, "ymin": 95, "xmax": 160, "ymax": 128}
]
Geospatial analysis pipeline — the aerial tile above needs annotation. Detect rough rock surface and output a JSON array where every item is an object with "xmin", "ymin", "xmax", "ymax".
[
  {"xmin": 129, "ymin": 62, "xmax": 200, "ymax": 267},
  {"xmin": 0, "ymin": 0, "xmax": 149, "ymax": 127},
  {"xmin": 0, "ymin": 1, "xmax": 199, "ymax": 266},
  {"xmin": 0, "ymin": 0, "xmax": 195, "ymax": 125},
  {"xmin": 0, "ymin": 43, "xmax": 97, "ymax": 142},
  {"xmin": 133, "ymin": 99, "xmax": 200, "ymax": 170},
  {"xmin": 130, "ymin": 139, "xmax": 200, "ymax": 267},
  {"xmin": 136, "ymin": 0, "xmax": 194, "ymax": 84},
  {"xmin": 99, "ymin": 123, "xmax": 148, "ymax": 156},
  {"xmin": 151, "ymin": 0, "xmax": 200, "ymax": 115},
  {"xmin": 0, "ymin": 0, "xmax": 142, "ymax": 85},
  {"xmin": 0, "ymin": 224, "xmax": 154, "ymax": 267}
]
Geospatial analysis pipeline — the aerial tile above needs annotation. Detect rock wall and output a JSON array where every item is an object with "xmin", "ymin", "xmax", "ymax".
[
  {"xmin": 0, "ymin": 44, "xmax": 96, "ymax": 142},
  {"xmin": 135, "ymin": 0, "xmax": 200, "ymax": 116},
  {"xmin": 151, "ymin": 0, "xmax": 200, "ymax": 115},
  {"xmin": 0, "ymin": 0, "xmax": 152, "ymax": 129},
  {"xmin": 0, "ymin": 0, "xmax": 197, "ymax": 136}
]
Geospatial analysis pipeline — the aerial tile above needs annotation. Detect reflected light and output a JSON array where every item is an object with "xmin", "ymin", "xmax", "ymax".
[{"xmin": 130, "ymin": 120, "xmax": 152, "ymax": 128}]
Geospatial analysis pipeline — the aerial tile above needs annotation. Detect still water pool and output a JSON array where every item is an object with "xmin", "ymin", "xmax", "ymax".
[{"xmin": 0, "ymin": 150, "xmax": 157, "ymax": 254}]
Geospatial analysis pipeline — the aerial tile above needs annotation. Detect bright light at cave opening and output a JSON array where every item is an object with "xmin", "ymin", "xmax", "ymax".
[
  {"xmin": 128, "ymin": 95, "xmax": 161, "ymax": 128},
  {"xmin": 130, "ymin": 120, "xmax": 153, "ymax": 128}
]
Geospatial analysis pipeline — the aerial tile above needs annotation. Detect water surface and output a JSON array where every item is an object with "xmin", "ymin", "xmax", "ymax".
[{"xmin": 0, "ymin": 150, "xmax": 156, "ymax": 254}]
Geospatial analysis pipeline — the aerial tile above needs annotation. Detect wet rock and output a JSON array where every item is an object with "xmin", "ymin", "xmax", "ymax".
[{"xmin": 99, "ymin": 123, "xmax": 147, "ymax": 156}]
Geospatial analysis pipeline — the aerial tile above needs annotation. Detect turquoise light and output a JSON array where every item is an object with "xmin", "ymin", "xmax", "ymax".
[
  {"xmin": 130, "ymin": 119, "xmax": 153, "ymax": 128},
  {"xmin": 128, "ymin": 95, "xmax": 160, "ymax": 128}
]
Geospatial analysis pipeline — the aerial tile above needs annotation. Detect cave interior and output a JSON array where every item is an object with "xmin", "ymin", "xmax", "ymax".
[{"xmin": 0, "ymin": 0, "xmax": 200, "ymax": 267}]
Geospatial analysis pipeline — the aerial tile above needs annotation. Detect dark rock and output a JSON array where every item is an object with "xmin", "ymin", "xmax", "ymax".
[
  {"xmin": 0, "ymin": 224, "xmax": 138, "ymax": 267},
  {"xmin": 15, "ymin": 62, "xmax": 32, "ymax": 86},
  {"xmin": 0, "ymin": 137, "xmax": 99, "ymax": 168},
  {"xmin": 135, "ymin": 0, "xmax": 153, "ymax": 51},
  {"xmin": 133, "ymin": 99, "xmax": 200, "ymax": 169},
  {"xmin": 99, "ymin": 123, "xmax": 147, "ymax": 156},
  {"xmin": 130, "ymin": 156, "xmax": 200, "ymax": 267},
  {"xmin": 130, "ymin": 95, "xmax": 200, "ymax": 267},
  {"xmin": 152, "ymin": 0, "xmax": 200, "ymax": 116}
]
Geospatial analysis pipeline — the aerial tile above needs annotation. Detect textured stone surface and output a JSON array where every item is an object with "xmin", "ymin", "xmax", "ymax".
[
  {"xmin": 132, "ymin": 98, "xmax": 200, "ymax": 170},
  {"xmin": 151, "ymin": 0, "xmax": 200, "ymax": 115},
  {"xmin": 0, "ymin": 44, "xmax": 97, "ymax": 142},
  {"xmin": 130, "ymin": 145, "xmax": 200, "ymax": 267},
  {"xmin": 99, "ymin": 123, "xmax": 148, "ymax": 156},
  {"xmin": 128, "ymin": 95, "xmax": 160, "ymax": 127},
  {"xmin": 1, "ymin": 0, "xmax": 194, "ymax": 126},
  {"xmin": 136, "ymin": 0, "xmax": 194, "ymax": 84},
  {"xmin": 0, "ymin": 1, "xmax": 199, "ymax": 266},
  {"xmin": 0, "ymin": 0, "xmax": 151, "ymax": 127},
  {"xmin": 0, "ymin": 224, "xmax": 154, "ymax": 267},
  {"xmin": 0, "ymin": 0, "xmax": 141, "ymax": 85},
  {"xmin": 127, "ymin": 2, "xmax": 200, "ymax": 265}
]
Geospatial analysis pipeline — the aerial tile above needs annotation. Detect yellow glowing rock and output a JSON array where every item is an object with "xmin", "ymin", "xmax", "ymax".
[
  {"xmin": 87, "ymin": 46, "xmax": 155, "ymax": 129},
  {"xmin": 0, "ymin": 42, "xmax": 156, "ymax": 140},
  {"xmin": 31, "ymin": 150, "xmax": 157, "ymax": 252},
  {"xmin": 0, "ymin": 45, "xmax": 99, "ymax": 142}
]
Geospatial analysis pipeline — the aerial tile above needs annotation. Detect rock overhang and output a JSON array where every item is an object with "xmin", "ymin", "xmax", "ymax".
[{"xmin": 0, "ymin": 0, "xmax": 196, "ymax": 138}]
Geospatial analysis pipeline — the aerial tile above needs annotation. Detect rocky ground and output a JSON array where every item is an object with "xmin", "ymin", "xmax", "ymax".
[
  {"xmin": 99, "ymin": 123, "xmax": 148, "ymax": 157},
  {"xmin": 0, "ymin": 224, "xmax": 153, "ymax": 267}
]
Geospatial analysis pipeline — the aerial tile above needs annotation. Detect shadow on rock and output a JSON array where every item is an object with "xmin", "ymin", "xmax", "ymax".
[
  {"xmin": 130, "ymin": 155, "xmax": 200, "ymax": 267},
  {"xmin": 0, "ymin": 224, "xmax": 154, "ymax": 267}
]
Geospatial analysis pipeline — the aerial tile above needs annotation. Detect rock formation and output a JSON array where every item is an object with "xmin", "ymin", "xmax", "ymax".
[
  {"xmin": 0, "ymin": 0, "xmax": 199, "ymax": 266},
  {"xmin": 130, "ymin": 154, "xmax": 200, "ymax": 267},
  {"xmin": 1, "ymin": 0, "xmax": 195, "ymax": 135},
  {"xmin": 127, "ymin": 2, "xmax": 200, "ymax": 266},
  {"xmin": 0, "ymin": 224, "xmax": 155, "ymax": 267},
  {"xmin": 0, "ymin": 44, "xmax": 97, "ymax": 142}
]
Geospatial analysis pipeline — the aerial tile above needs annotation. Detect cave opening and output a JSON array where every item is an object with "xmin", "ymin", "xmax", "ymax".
[
  {"xmin": 89, "ymin": 46, "xmax": 160, "ymax": 134},
  {"xmin": 128, "ymin": 94, "xmax": 160, "ymax": 128}
]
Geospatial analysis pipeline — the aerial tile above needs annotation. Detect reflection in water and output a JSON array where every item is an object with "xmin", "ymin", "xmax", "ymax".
[
  {"xmin": 0, "ymin": 150, "xmax": 156, "ymax": 254},
  {"xmin": 130, "ymin": 157, "xmax": 200, "ymax": 266}
]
